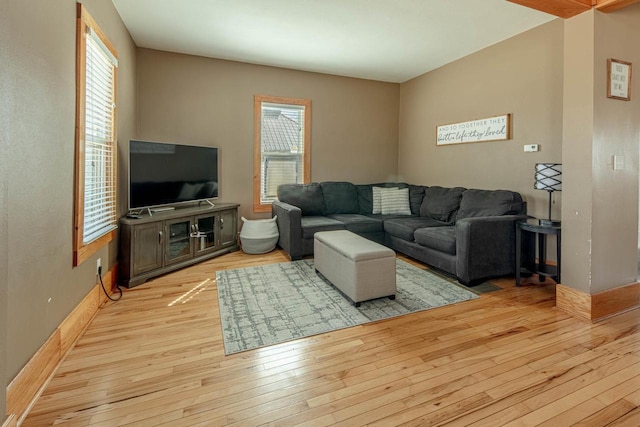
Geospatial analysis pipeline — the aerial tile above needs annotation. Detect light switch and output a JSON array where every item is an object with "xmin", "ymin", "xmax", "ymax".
[{"xmin": 614, "ymin": 155, "xmax": 624, "ymax": 170}]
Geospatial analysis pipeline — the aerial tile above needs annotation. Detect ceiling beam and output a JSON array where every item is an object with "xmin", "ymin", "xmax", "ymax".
[
  {"xmin": 595, "ymin": 0, "xmax": 640, "ymax": 12},
  {"xmin": 508, "ymin": 0, "xmax": 640, "ymax": 17},
  {"xmin": 506, "ymin": 0, "xmax": 593, "ymax": 18}
]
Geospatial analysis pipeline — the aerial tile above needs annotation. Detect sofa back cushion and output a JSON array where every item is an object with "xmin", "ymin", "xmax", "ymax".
[
  {"xmin": 419, "ymin": 186, "xmax": 466, "ymax": 224},
  {"xmin": 320, "ymin": 182, "xmax": 359, "ymax": 215},
  {"xmin": 356, "ymin": 185, "xmax": 374, "ymax": 215},
  {"xmin": 456, "ymin": 189, "xmax": 525, "ymax": 220},
  {"xmin": 277, "ymin": 183, "xmax": 325, "ymax": 216},
  {"xmin": 408, "ymin": 185, "xmax": 427, "ymax": 214}
]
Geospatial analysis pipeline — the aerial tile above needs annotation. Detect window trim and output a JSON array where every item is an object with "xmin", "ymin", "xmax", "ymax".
[
  {"xmin": 73, "ymin": 3, "xmax": 118, "ymax": 266},
  {"xmin": 253, "ymin": 94, "xmax": 311, "ymax": 213}
]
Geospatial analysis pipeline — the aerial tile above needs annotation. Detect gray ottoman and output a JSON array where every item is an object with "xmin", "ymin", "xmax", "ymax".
[{"xmin": 314, "ymin": 230, "xmax": 396, "ymax": 307}]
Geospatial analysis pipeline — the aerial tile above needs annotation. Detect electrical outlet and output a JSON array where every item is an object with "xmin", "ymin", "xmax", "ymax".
[
  {"xmin": 524, "ymin": 144, "xmax": 540, "ymax": 152},
  {"xmin": 96, "ymin": 258, "xmax": 102, "ymax": 275}
]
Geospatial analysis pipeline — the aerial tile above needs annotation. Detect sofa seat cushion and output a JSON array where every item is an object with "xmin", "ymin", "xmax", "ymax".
[
  {"xmin": 384, "ymin": 217, "xmax": 449, "ymax": 242},
  {"xmin": 327, "ymin": 214, "xmax": 383, "ymax": 234},
  {"xmin": 321, "ymin": 182, "xmax": 359, "ymax": 215},
  {"xmin": 301, "ymin": 216, "xmax": 345, "ymax": 238},
  {"xmin": 414, "ymin": 227, "xmax": 457, "ymax": 255},
  {"xmin": 456, "ymin": 189, "xmax": 525, "ymax": 220}
]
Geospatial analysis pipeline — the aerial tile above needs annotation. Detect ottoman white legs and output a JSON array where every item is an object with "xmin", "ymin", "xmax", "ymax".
[{"xmin": 314, "ymin": 230, "xmax": 396, "ymax": 307}]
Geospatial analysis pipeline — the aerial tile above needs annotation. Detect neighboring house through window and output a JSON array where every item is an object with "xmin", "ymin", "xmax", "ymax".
[
  {"xmin": 253, "ymin": 95, "xmax": 311, "ymax": 213},
  {"xmin": 74, "ymin": 4, "xmax": 118, "ymax": 266}
]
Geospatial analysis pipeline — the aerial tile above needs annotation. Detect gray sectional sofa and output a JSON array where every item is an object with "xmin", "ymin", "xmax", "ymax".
[{"xmin": 271, "ymin": 181, "xmax": 527, "ymax": 285}]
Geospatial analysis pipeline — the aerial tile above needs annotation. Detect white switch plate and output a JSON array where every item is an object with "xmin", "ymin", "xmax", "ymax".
[
  {"xmin": 614, "ymin": 155, "xmax": 624, "ymax": 170},
  {"xmin": 524, "ymin": 144, "xmax": 540, "ymax": 152}
]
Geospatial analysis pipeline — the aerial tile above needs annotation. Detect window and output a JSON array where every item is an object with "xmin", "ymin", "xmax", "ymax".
[
  {"xmin": 253, "ymin": 95, "xmax": 311, "ymax": 213},
  {"xmin": 73, "ymin": 4, "xmax": 118, "ymax": 266}
]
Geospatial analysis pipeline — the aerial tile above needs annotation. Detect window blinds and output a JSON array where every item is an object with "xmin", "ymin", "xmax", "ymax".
[
  {"xmin": 265, "ymin": 158, "xmax": 298, "ymax": 198},
  {"xmin": 83, "ymin": 29, "xmax": 117, "ymax": 244}
]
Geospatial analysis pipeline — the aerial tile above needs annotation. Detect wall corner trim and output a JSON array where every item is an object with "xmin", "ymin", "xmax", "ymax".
[
  {"xmin": 556, "ymin": 281, "xmax": 640, "ymax": 321},
  {"xmin": 5, "ymin": 264, "xmax": 118, "ymax": 423}
]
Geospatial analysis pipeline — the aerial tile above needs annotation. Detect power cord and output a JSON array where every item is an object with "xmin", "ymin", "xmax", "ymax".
[{"xmin": 98, "ymin": 266, "xmax": 123, "ymax": 301}]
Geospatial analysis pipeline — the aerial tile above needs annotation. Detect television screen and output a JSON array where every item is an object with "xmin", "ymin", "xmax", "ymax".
[{"xmin": 129, "ymin": 140, "xmax": 219, "ymax": 210}]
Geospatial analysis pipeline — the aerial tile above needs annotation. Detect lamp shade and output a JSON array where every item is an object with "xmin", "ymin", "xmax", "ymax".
[{"xmin": 534, "ymin": 163, "xmax": 562, "ymax": 191}]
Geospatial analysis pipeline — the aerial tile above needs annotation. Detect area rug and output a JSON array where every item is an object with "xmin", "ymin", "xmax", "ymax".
[{"xmin": 216, "ymin": 259, "xmax": 479, "ymax": 355}]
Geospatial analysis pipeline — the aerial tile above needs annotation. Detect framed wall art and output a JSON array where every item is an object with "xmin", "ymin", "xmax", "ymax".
[
  {"xmin": 436, "ymin": 114, "xmax": 511, "ymax": 146},
  {"xmin": 607, "ymin": 58, "xmax": 632, "ymax": 101}
]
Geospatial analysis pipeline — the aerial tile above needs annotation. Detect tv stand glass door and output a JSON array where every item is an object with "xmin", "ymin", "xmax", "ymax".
[
  {"xmin": 193, "ymin": 214, "xmax": 216, "ymax": 255},
  {"xmin": 166, "ymin": 219, "xmax": 192, "ymax": 265}
]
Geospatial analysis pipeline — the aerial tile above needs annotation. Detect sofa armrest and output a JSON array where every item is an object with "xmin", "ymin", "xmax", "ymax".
[
  {"xmin": 272, "ymin": 200, "xmax": 303, "ymax": 260},
  {"xmin": 455, "ymin": 215, "xmax": 527, "ymax": 285}
]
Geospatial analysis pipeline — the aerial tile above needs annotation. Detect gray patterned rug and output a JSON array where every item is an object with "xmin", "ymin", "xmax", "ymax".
[{"xmin": 216, "ymin": 259, "xmax": 479, "ymax": 355}]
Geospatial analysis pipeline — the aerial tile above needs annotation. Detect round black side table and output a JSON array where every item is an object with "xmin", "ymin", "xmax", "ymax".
[{"xmin": 515, "ymin": 218, "xmax": 561, "ymax": 286}]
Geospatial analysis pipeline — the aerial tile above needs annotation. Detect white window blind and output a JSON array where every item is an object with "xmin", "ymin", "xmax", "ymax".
[
  {"xmin": 265, "ymin": 158, "xmax": 298, "ymax": 198},
  {"xmin": 83, "ymin": 29, "xmax": 117, "ymax": 244}
]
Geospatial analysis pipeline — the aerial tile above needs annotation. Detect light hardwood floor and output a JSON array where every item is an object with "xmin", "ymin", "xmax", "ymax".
[{"xmin": 22, "ymin": 249, "xmax": 640, "ymax": 426}]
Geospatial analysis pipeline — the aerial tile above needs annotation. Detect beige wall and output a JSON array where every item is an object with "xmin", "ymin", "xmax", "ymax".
[
  {"xmin": 561, "ymin": 7, "xmax": 640, "ymax": 294},
  {"xmin": 1, "ymin": 0, "xmax": 8, "ymax": 416},
  {"xmin": 135, "ymin": 49, "xmax": 400, "ymax": 220},
  {"xmin": 3, "ymin": 0, "xmax": 136, "ymax": 388},
  {"xmin": 561, "ymin": 12, "xmax": 596, "ymax": 294},
  {"xmin": 590, "ymin": 7, "xmax": 640, "ymax": 292},
  {"xmin": 398, "ymin": 20, "xmax": 564, "ymax": 221}
]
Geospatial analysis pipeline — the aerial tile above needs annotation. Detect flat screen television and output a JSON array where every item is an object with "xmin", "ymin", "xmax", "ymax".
[{"xmin": 128, "ymin": 140, "xmax": 219, "ymax": 210}]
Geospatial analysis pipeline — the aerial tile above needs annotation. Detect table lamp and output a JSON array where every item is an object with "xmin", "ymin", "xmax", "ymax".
[{"xmin": 534, "ymin": 163, "xmax": 562, "ymax": 226}]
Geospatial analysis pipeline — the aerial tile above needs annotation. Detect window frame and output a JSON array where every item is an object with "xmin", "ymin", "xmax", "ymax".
[
  {"xmin": 253, "ymin": 94, "xmax": 311, "ymax": 213},
  {"xmin": 73, "ymin": 3, "xmax": 118, "ymax": 266}
]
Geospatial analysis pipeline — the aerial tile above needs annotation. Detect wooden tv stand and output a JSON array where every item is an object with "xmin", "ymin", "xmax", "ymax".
[{"xmin": 119, "ymin": 203, "xmax": 239, "ymax": 288}]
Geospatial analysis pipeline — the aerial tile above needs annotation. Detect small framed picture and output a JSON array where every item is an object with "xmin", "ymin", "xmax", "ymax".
[{"xmin": 607, "ymin": 58, "xmax": 632, "ymax": 101}]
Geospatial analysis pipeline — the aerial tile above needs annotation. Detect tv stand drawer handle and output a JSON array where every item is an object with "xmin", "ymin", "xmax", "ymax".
[{"xmin": 158, "ymin": 231, "xmax": 163, "ymax": 244}]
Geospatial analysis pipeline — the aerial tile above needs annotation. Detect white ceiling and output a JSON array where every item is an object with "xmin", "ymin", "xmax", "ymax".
[{"xmin": 111, "ymin": 0, "xmax": 555, "ymax": 83}]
